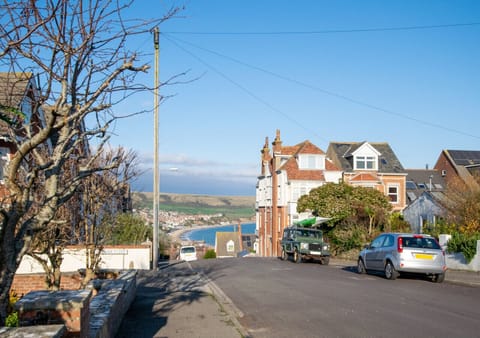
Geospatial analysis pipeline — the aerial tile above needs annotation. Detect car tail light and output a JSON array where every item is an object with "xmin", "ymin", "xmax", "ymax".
[{"xmin": 397, "ymin": 237, "xmax": 403, "ymax": 253}]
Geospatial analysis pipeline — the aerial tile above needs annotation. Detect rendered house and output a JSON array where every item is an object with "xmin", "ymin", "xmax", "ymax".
[
  {"xmin": 402, "ymin": 169, "xmax": 447, "ymax": 233},
  {"xmin": 256, "ymin": 130, "xmax": 342, "ymax": 257},
  {"xmin": 326, "ymin": 141, "xmax": 407, "ymax": 212}
]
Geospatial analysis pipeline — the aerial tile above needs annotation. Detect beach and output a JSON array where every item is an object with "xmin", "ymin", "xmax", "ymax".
[{"xmin": 168, "ymin": 224, "xmax": 228, "ymax": 245}]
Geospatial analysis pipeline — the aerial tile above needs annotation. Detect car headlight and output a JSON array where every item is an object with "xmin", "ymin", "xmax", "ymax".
[
  {"xmin": 301, "ymin": 243, "xmax": 308, "ymax": 250},
  {"xmin": 323, "ymin": 245, "xmax": 329, "ymax": 250}
]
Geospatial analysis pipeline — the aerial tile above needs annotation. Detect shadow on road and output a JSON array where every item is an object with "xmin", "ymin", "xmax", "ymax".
[{"xmin": 116, "ymin": 269, "xmax": 209, "ymax": 338}]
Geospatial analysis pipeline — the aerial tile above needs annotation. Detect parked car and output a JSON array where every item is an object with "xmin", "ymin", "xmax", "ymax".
[
  {"xmin": 280, "ymin": 226, "xmax": 330, "ymax": 264},
  {"xmin": 357, "ymin": 233, "xmax": 447, "ymax": 282},
  {"xmin": 179, "ymin": 245, "xmax": 197, "ymax": 262}
]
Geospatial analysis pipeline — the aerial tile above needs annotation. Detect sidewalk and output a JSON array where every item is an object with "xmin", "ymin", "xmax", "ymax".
[
  {"xmin": 116, "ymin": 263, "xmax": 246, "ymax": 338},
  {"xmin": 117, "ymin": 259, "xmax": 479, "ymax": 338}
]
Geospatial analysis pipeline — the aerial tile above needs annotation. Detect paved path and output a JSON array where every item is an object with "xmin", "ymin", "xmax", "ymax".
[{"xmin": 116, "ymin": 263, "xmax": 244, "ymax": 338}]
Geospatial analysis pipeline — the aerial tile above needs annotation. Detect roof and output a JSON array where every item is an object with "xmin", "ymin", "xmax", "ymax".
[
  {"xmin": 0, "ymin": 72, "xmax": 35, "ymax": 136},
  {"xmin": 404, "ymin": 169, "xmax": 446, "ymax": 203},
  {"xmin": 446, "ymin": 150, "xmax": 480, "ymax": 167},
  {"xmin": 215, "ymin": 232, "xmax": 242, "ymax": 257},
  {"xmin": 277, "ymin": 140, "xmax": 340, "ymax": 181},
  {"xmin": 0, "ymin": 72, "xmax": 33, "ymax": 108},
  {"xmin": 326, "ymin": 141, "xmax": 404, "ymax": 173}
]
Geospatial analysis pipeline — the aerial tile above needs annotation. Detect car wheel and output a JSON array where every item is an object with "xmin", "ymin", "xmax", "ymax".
[
  {"xmin": 281, "ymin": 248, "xmax": 288, "ymax": 261},
  {"xmin": 321, "ymin": 257, "xmax": 330, "ymax": 265},
  {"xmin": 432, "ymin": 273, "xmax": 445, "ymax": 283},
  {"xmin": 293, "ymin": 249, "xmax": 302, "ymax": 263},
  {"xmin": 357, "ymin": 259, "xmax": 366, "ymax": 274},
  {"xmin": 384, "ymin": 261, "xmax": 399, "ymax": 280}
]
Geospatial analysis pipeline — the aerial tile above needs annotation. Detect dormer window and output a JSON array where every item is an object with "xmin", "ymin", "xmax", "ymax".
[
  {"xmin": 298, "ymin": 154, "xmax": 325, "ymax": 170},
  {"xmin": 355, "ymin": 155, "xmax": 377, "ymax": 170}
]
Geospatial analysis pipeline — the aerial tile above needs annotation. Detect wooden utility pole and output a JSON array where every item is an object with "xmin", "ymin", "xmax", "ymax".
[{"xmin": 153, "ymin": 27, "xmax": 160, "ymax": 270}]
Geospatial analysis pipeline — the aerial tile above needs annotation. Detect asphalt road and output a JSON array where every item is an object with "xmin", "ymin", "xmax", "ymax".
[{"xmin": 191, "ymin": 257, "xmax": 480, "ymax": 338}]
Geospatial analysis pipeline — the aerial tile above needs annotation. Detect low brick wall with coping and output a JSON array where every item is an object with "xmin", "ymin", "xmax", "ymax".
[{"xmin": 5, "ymin": 269, "xmax": 137, "ymax": 338}]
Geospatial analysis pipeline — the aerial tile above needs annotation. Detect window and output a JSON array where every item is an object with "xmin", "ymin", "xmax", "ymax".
[
  {"xmin": 387, "ymin": 185, "xmax": 399, "ymax": 203},
  {"xmin": 0, "ymin": 147, "xmax": 10, "ymax": 182},
  {"xmin": 298, "ymin": 155, "xmax": 324, "ymax": 170},
  {"xmin": 382, "ymin": 235, "xmax": 394, "ymax": 247},
  {"xmin": 226, "ymin": 240, "xmax": 235, "ymax": 252},
  {"xmin": 355, "ymin": 156, "xmax": 376, "ymax": 170}
]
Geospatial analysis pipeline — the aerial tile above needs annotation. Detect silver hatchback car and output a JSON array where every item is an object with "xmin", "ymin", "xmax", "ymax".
[{"xmin": 357, "ymin": 233, "xmax": 447, "ymax": 283}]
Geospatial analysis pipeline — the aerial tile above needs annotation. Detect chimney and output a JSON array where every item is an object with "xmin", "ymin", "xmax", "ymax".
[
  {"xmin": 425, "ymin": 163, "xmax": 429, "ymax": 170},
  {"xmin": 238, "ymin": 223, "xmax": 243, "ymax": 251}
]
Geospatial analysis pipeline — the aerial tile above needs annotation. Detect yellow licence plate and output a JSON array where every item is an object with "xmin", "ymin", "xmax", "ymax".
[{"xmin": 415, "ymin": 253, "xmax": 433, "ymax": 260}]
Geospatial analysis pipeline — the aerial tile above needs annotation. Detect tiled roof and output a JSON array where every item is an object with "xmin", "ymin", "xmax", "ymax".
[
  {"xmin": 0, "ymin": 72, "xmax": 34, "ymax": 135},
  {"xmin": 327, "ymin": 141, "xmax": 404, "ymax": 173},
  {"xmin": 349, "ymin": 172, "xmax": 380, "ymax": 182},
  {"xmin": 278, "ymin": 140, "xmax": 339, "ymax": 181},
  {"xmin": 404, "ymin": 169, "xmax": 446, "ymax": 204},
  {"xmin": 0, "ymin": 72, "xmax": 32, "ymax": 107}
]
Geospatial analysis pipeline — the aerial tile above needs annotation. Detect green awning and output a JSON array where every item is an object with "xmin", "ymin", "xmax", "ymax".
[
  {"xmin": 294, "ymin": 217, "xmax": 317, "ymax": 227},
  {"xmin": 293, "ymin": 217, "xmax": 331, "ymax": 227}
]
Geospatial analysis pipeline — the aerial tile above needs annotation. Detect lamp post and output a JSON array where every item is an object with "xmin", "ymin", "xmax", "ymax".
[{"xmin": 152, "ymin": 27, "xmax": 160, "ymax": 270}]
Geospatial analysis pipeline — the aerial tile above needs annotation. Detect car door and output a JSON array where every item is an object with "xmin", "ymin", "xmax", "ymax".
[{"xmin": 364, "ymin": 235, "xmax": 386, "ymax": 270}]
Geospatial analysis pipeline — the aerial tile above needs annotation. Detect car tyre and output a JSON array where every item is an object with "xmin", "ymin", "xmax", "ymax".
[
  {"xmin": 357, "ymin": 259, "xmax": 366, "ymax": 274},
  {"xmin": 384, "ymin": 261, "xmax": 399, "ymax": 280},
  {"xmin": 293, "ymin": 249, "xmax": 302, "ymax": 263},
  {"xmin": 321, "ymin": 257, "xmax": 330, "ymax": 265},
  {"xmin": 281, "ymin": 248, "xmax": 288, "ymax": 261},
  {"xmin": 432, "ymin": 272, "xmax": 445, "ymax": 283}
]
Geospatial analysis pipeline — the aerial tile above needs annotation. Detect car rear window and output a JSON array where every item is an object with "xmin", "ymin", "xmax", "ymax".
[
  {"xmin": 180, "ymin": 246, "xmax": 195, "ymax": 253},
  {"xmin": 402, "ymin": 236, "xmax": 441, "ymax": 250}
]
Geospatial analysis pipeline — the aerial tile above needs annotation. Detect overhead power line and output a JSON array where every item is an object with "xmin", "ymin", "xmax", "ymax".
[
  {"xmin": 162, "ymin": 34, "xmax": 328, "ymax": 142},
  {"xmin": 163, "ymin": 33, "xmax": 480, "ymax": 141},
  {"xmin": 164, "ymin": 22, "xmax": 480, "ymax": 35}
]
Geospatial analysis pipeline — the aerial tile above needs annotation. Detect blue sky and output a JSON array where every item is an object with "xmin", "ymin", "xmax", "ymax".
[{"xmin": 109, "ymin": 0, "xmax": 480, "ymax": 196}]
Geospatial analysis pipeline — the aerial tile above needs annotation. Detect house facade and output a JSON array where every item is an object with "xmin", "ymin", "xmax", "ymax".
[
  {"xmin": 0, "ymin": 72, "xmax": 45, "ymax": 199},
  {"xmin": 326, "ymin": 141, "xmax": 407, "ymax": 212},
  {"xmin": 434, "ymin": 149, "xmax": 480, "ymax": 189},
  {"xmin": 256, "ymin": 130, "xmax": 342, "ymax": 257}
]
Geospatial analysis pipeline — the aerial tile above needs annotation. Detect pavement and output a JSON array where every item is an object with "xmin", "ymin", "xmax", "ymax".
[{"xmin": 116, "ymin": 259, "xmax": 480, "ymax": 338}]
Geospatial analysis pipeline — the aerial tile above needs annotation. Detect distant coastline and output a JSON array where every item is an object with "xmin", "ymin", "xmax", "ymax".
[{"xmin": 169, "ymin": 223, "xmax": 255, "ymax": 247}]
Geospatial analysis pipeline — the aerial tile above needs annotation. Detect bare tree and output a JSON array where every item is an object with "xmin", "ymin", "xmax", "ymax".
[
  {"xmin": 79, "ymin": 147, "xmax": 139, "ymax": 287},
  {"xmin": 0, "ymin": 0, "xmax": 182, "ymax": 324}
]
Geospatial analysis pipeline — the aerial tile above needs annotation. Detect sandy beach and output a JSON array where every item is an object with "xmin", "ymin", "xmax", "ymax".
[{"xmin": 168, "ymin": 224, "xmax": 233, "ymax": 245}]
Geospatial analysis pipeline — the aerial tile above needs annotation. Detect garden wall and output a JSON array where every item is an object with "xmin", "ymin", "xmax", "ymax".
[{"xmin": 439, "ymin": 235, "xmax": 480, "ymax": 272}]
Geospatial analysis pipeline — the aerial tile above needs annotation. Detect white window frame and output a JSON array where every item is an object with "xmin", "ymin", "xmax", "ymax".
[
  {"xmin": 387, "ymin": 184, "xmax": 400, "ymax": 204},
  {"xmin": 298, "ymin": 155, "xmax": 325, "ymax": 170},
  {"xmin": 355, "ymin": 155, "xmax": 377, "ymax": 170}
]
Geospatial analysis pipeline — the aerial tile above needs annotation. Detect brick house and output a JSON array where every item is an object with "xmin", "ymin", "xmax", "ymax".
[
  {"xmin": 0, "ymin": 72, "xmax": 46, "ymax": 198},
  {"xmin": 434, "ymin": 149, "xmax": 480, "ymax": 190},
  {"xmin": 256, "ymin": 130, "xmax": 342, "ymax": 257},
  {"xmin": 326, "ymin": 141, "xmax": 407, "ymax": 212}
]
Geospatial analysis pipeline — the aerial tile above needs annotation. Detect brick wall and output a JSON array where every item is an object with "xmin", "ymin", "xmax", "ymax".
[{"xmin": 11, "ymin": 273, "xmax": 83, "ymax": 297}]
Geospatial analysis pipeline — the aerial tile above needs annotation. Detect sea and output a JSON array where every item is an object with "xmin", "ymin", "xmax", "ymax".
[{"xmin": 181, "ymin": 223, "xmax": 256, "ymax": 247}]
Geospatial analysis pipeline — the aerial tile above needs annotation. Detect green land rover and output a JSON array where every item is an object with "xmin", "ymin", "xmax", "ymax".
[{"xmin": 280, "ymin": 226, "xmax": 330, "ymax": 265}]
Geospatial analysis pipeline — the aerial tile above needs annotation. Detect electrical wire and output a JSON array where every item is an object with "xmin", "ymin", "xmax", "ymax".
[
  {"xmin": 164, "ymin": 22, "xmax": 480, "ymax": 36},
  {"xmin": 162, "ymin": 33, "xmax": 329, "ymax": 142},
  {"xmin": 163, "ymin": 33, "xmax": 480, "ymax": 140}
]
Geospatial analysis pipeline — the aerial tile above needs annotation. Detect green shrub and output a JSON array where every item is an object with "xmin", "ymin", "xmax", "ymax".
[
  {"xmin": 5, "ymin": 312, "xmax": 18, "ymax": 327},
  {"xmin": 330, "ymin": 225, "xmax": 367, "ymax": 255},
  {"xmin": 6, "ymin": 290, "xmax": 19, "ymax": 327},
  {"xmin": 204, "ymin": 249, "xmax": 216, "ymax": 259},
  {"xmin": 447, "ymin": 232, "xmax": 480, "ymax": 263}
]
